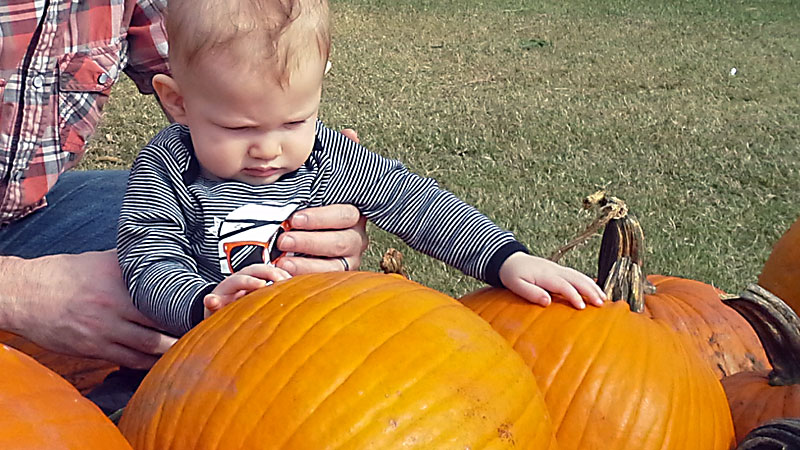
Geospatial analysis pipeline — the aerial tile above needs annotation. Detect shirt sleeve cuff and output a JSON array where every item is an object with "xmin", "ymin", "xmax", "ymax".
[
  {"xmin": 484, "ymin": 241, "xmax": 530, "ymax": 288},
  {"xmin": 189, "ymin": 283, "xmax": 218, "ymax": 329}
]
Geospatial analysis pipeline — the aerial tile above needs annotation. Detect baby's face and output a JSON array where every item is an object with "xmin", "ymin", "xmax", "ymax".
[{"xmin": 176, "ymin": 52, "xmax": 325, "ymax": 185}]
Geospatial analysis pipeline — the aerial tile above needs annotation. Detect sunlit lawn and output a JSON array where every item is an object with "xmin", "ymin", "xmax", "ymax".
[{"xmin": 87, "ymin": 0, "xmax": 800, "ymax": 296}]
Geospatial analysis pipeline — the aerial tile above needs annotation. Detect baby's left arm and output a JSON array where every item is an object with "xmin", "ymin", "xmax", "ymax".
[
  {"xmin": 204, "ymin": 264, "xmax": 292, "ymax": 319},
  {"xmin": 499, "ymin": 252, "xmax": 606, "ymax": 309}
]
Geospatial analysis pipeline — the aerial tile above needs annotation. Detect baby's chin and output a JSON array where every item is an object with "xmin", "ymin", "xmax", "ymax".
[{"xmin": 232, "ymin": 170, "xmax": 287, "ymax": 186}]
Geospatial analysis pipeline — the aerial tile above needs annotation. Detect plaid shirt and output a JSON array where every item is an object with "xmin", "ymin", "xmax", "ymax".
[{"xmin": 0, "ymin": 0, "xmax": 169, "ymax": 224}]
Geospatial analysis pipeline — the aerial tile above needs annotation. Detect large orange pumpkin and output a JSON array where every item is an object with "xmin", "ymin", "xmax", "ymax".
[
  {"xmin": 594, "ymin": 203, "xmax": 766, "ymax": 379},
  {"xmin": 721, "ymin": 284, "xmax": 800, "ymax": 444},
  {"xmin": 120, "ymin": 272, "xmax": 557, "ymax": 449},
  {"xmin": 0, "ymin": 343, "xmax": 131, "ymax": 449},
  {"xmin": 461, "ymin": 288, "xmax": 736, "ymax": 450},
  {"xmin": 0, "ymin": 331, "xmax": 117, "ymax": 394},
  {"xmin": 757, "ymin": 216, "xmax": 800, "ymax": 314}
]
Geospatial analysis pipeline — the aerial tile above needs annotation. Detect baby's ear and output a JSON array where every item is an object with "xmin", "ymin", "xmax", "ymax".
[{"xmin": 152, "ymin": 74, "xmax": 187, "ymax": 124}]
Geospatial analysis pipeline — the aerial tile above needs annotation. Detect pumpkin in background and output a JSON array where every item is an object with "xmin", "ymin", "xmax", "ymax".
[
  {"xmin": 721, "ymin": 285, "xmax": 800, "ymax": 444},
  {"xmin": 120, "ymin": 272, "xmax": 557, "ymax": 449},
  {"xmin": 591, "ymin": 195, "xmax": 766, "ymax": 379},
  {"xmin": 757, "ymin": 216, "xmax": 800, "ymax": 314},
  {"xmin": 0, "ymin": 331, "xmax": 117, "ymax": 394},
  {"xmin": 461, "ymin": 288, "xmax": 735, "ymax": 450},
  {"xmin": 626, "ymin": 274, "xmax": 767, "ymax": 379},
  {"xmin": 0, "ymin": 343, "xmax": 131, "ymax": 449}
]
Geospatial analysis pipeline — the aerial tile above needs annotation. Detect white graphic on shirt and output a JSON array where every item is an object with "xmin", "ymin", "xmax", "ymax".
[{"xmin": 216, "ymin": 203, "xmax": 300, "ymax": 275}]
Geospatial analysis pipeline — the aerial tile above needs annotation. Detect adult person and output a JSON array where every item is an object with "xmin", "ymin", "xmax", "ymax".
[{"xmin": 0, "ymin": 0, "xmax": 367, "ymax": 373}]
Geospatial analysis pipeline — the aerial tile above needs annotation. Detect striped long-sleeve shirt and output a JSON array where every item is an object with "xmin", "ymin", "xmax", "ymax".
[{"xmin": 118, "ymin": 121, "xmax": 527, "ymax": 335}]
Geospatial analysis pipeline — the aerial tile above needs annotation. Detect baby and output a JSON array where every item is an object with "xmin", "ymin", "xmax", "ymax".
[{"xmin": 117, "ymin": 0, "xmax": 605, "ymax": 336}]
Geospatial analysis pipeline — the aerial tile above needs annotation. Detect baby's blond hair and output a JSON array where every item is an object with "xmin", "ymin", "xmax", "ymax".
[{"xmin": 166, "ymin": 0, "xmax": 330, "ymax": 84}]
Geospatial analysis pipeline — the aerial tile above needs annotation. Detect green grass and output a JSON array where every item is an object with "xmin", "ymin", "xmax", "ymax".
[{"xmin": 85, "ymin": 0, "xmax": 799, "ymax": 297}]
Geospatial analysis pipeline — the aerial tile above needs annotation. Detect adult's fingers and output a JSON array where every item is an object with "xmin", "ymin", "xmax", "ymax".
[
  {"xmin": 287, "ymin": 204, "xmax": 362, "ymax": 230},
  {"xmin": 112, "ymin": 320, "xmax": 177, "ymax": 359},
  {"xmin": 340, "ymin": 128, "xmax": 360, "ymax": 143},
  {"xmin": 276, "ymin": 254, "xmax": 360, "ymax": 276},
  {"xmin": 102, "ymin": 342, "xmax": 161, "ymax": 370},
  {"xmin": 278, "ymin": 227, "xmax": 367, "ymax": 260}
]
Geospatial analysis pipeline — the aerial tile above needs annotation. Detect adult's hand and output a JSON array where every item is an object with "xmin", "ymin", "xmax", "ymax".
[
  {"xmin": 0, "ymin": 250, "xmax": 176, "ymax": 369},
  {"xmin": 276, "ymin": 204, "xmax": 369, "ymax": 275},
  {"xmin": 340, "ymin": 128, "xmax": 359, "ymax": 143}
]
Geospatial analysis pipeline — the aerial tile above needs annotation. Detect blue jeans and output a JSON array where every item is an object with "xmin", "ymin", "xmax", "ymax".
[
  {"xmin": 0, "ymin": 170, "xmax": 128, "ymax": 256},
  {"xmin": 0, "ymin": 170, "xmax": 142, "ymax": 415}
]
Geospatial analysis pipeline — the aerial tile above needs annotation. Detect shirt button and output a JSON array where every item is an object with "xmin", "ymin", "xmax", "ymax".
[
  {"xmin": 32, "ymin": 75, "xmax": 44, "ymax": 88},
  {"xmin": 98, "ymin": 73, "xmax": 109, "ymax": 84}
]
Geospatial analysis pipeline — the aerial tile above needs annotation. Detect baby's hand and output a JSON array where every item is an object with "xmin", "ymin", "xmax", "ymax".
[
  {"xmin": 499, "ymin": 253, "xmax": 606, "ymax": 309},
  {"xmin": 204, "ymin": 264, "xmax": 291, "ymax": 318}
]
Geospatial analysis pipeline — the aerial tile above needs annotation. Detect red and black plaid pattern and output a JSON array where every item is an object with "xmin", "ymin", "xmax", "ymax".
[{"xmin": 0, "ymin": 0, "xmax": 169, "ymax": 224}]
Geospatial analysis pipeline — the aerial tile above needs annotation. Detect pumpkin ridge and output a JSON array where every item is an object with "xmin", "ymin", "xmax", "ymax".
[
  {"xmin": 196, "ymin": 274, "xmax": 383, "ymax": 449},
  {"xmin": 147, "ymin": 306, "xmax": 237, "ymax": 449},
  {"xmin": 634, "ymin": 329, "xmax": 673, "ymax": 450},
  {"xmin": 653, "ymin": 322, "xmax": 684, "ymax": 450},
  {"xmin": 170, "ymin": 276, "xmax": 333, "ymax": 449},
  {"xmin": 683, "ymin": 332, "xmax": 706, "ymax": 446},
  {"xmin": 754, "ymin": 384, "xmax": 778, "ymax": 427},
  {"xmin": 517, "ymin": 303, "xmax": 590, "ymax": 394},
  {"xmin": 377, "ymin": 344, "xmax": 510, "ymax": 448},
  {"xmin": 573, "ymin": 308, "xmax": 653, "ymax": 450},
  {"xmin": 383, "ymin": 330, "xmax": 541, "ymax": 450},
  {"xmin": 496, "ymin": 298, "xmax": 543, "ymax": 351},
  {"xmin": 237, "ymin": 288, "xmax": 458, "ymax": 448},
  {"xmin": 603, "ymin": 315, "xmax": 653, "ymax": 450},
  {"xmin": 550, "ymin": 304, "xmax": 627, "ymax": 437},
  {"xmin": 460, "ymin": 287, "xmax": 494, "ymax": 316},
  {"xmin": 313, "ymin": 323, "xmax": 464, "ymax": 449},
  {"xmin": 134, "ymin": 273, "xmax": 370, "ymax": 449},
  {"xmin": 136, "ymin": 277, "xmax": 309, "ymax": 449},
  {"xmin": 419, "ymin": 346, "xmax": 538, "ymax": 449},
  {"xmin": 277, "ymin": 301, "xmax": 464, "ymax": 448}
]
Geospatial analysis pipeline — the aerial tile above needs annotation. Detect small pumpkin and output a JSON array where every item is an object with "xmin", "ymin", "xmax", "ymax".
[
  {"xmin": 0, "ymin": 343, "xmax": 131, "ymax": 449},
  {"xmin": 736, "ymin": 418, "xmax": 800, "ymax": 450},
  {"xmin": 758, "ymin": 216, "xmax": 800, "ymax": 314},
  {"xmin": 120, "ymin": 272, "xmax": 557, "ymax": 449},
  {"xmin": 0, "ymin": 331, "xmax": 117, "ymax": 394},
  {"xmin": 721, "ymin": 285, "xmax": 800, "ymax": 444}
]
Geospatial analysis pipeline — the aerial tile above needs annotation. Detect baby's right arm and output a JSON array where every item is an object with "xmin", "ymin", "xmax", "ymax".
[{"xmin": 499, "ymin": 252, "xmax": 606, "ymax": 309}]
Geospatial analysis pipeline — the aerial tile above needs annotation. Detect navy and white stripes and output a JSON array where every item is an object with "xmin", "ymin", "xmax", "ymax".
[{"xmin": 118, "ymin": 121, "xmax": 526, "ymax": 335}]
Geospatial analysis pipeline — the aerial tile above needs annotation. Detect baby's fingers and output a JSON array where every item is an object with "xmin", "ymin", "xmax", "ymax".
[
  {"xmin": 539, "ymin": 276, "xmax": 586, "ymax": 310},
  {"xmin": 504, "ymin": 277, "xmax": 552, "ymax": 307},
  {"xmin": 561, "ymin": 269, "xmax": 606, "ymax": 307},
  {"xmin": 239, "ymin": 264, "xmax": 292, "ymax": 282}
]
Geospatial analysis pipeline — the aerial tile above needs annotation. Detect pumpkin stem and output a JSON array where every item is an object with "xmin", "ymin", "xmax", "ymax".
[
  {"xmin": 724, "ymin": 284, "xmax": 800, "ymax": 386},
  {"xmin": 602, "ymin": 257, "xmax": 646, "ymax": 313},
  {"xmin": 380, "ymin": 248, "xmax": 409, "ymax": 279},
  {"xmin": 549, "ymin": 191, "xmax": 656, "ymax": 312},
  {"xmin": 548, "ymin": 190, "xmax": 629, "ymax": 263},
  {"xmin": 735, "ymin": 418, "xmax": 800, "ymax": 449},
  {"xmin": 594, "ymin": 196, "xmax": 656, "ymax": 312}
]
